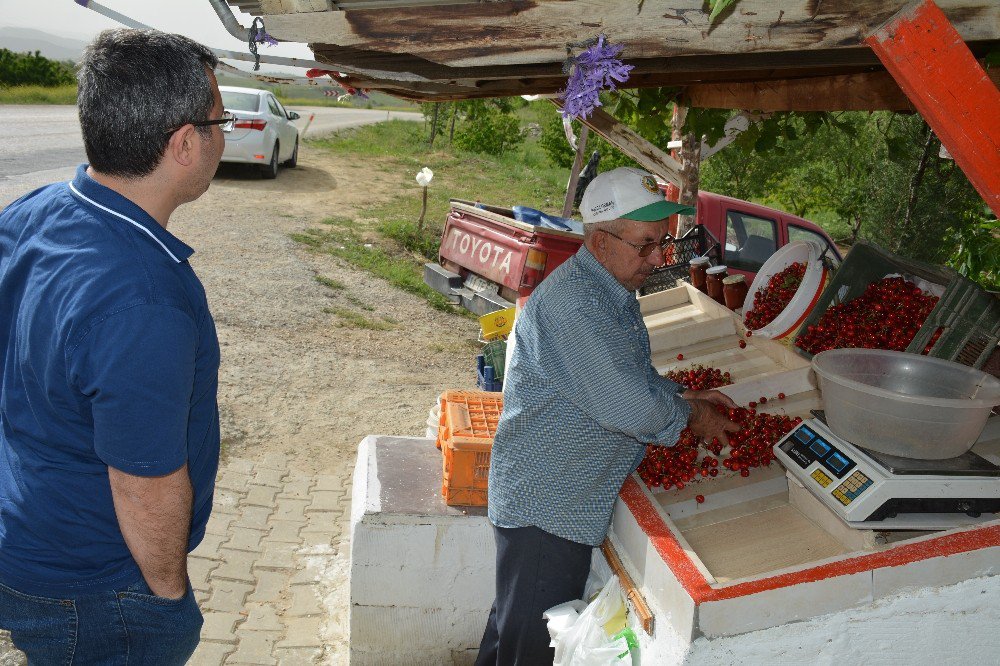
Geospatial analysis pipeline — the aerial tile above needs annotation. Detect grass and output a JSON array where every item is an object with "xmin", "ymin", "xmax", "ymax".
[
  {"xmin": 0, "ymin": 84, "xmax": 77, "ymax": 105},
  {"xmin": 314, "ymin": 275, "xmax": 346, "ymax": 290},
  {"xmin": 322, "ymin": 306, "xmax": 395, "ymax": 330}
]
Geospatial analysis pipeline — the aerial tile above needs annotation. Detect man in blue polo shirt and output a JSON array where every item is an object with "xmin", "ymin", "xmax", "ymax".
[{"xmin": 0, "ymin": 29, "xmax": 228, "ymax": 663}]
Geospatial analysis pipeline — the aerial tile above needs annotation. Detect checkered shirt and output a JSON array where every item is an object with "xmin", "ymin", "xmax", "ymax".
[{"xmin": 488, "ymin": 246, "xmax": 691, "ymax": 546}]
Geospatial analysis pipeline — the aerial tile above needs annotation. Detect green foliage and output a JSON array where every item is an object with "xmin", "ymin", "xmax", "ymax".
[
  {"xmin": 536, "ymin": 101, "xmax": 640, "ymax": 172},
  {"xmin": 379, "ymin": 218, "xmax": 440, "ymax": 259},
  {"xmin": 947, "ymin": 214, "xmax": 999, "ymax": 290},
  {"xmin": 0, "ymin": 49, "xmax": 75, "ymax": 87},
  {"xmin": 453, "ymin": 104, "xmax": 524, "ymax": 156},
  {"xmin": 707, "ymin": 0, "xmax": 740, "ymax": 22}
]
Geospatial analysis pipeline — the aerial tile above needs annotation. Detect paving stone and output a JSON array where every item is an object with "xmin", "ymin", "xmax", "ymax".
[
  {"xmin": 225, "ymin": 527, "xmax": 266, "ymax": 553},
  {"xmin": 273, "ymin": 498, "xmax": 309, "ymax": 523},
  {"xmin": 211, "ymin": 548, "xmax": 257, "ymax": 583},
  {"xmin": 241, "ymin": 604, "xmax": 284, "ymax": 632},
  {"xmin": 216, "ymin": 470, "xmax": 252, "ymax": 492},
  {"xmin": 276, "ymin": 617, "xmax": 324, "ymax": 648},
  {"xmin": 225, "ymin": 458, "xmax": 255, "ymax": 475},
  {"xmin": 257, "ymin": 453, "xmax": 289, "ymax": 471},
  {"xmin": 204, "ymin": 580, "xmax": 254, "ymax": 613},
  {"xmin": 205, "ymin": 513, "xmax": 236, "ymax": 536},
  {"xmin": 312, "ymin": 475, "xmax": 342, "ymax": 492},
  {"xmin": 304, "ymin": 491, "xmax": 346, "ymax": 513},
  {"xmin": 213, "ymin": 489, "xmax": 244, "ymax": 515},
  {"xmin": 255, "ymin": 542, "xmax": 298, "ymax": 570},
  {"xmin": 299, "ymin": 531, "xmax": 334, "ymax": 549},
  {"xmin": 243, "ymin": 486, "xmax": 278, "ymax": 509},
  {"xmin": 247, "ymin": 570, "xmax": 290, "ymax": 604},
  {"xmin": 250, "ymin": 468, "xmax": 287, "ymax": 489},
  {"xmin": 266, "ymin": 520, "xmax": 304, "ymax": 544},
  {"xmin": 195, "ymin": 588, "xmax": 211, "ymax": 606},
  {"xmin": 300, "ymin": 513, "xmax": 342, "ymax": 534},
  {"xmin": 226, "ymin": 630, "xmax": 277, "ymax": 665},
  {"xmin": 272, "ymin": 648, "xmax": 322, "ymax": 665},
  {"xmin": 286, "ymin": 585, "xmax": 324, "ymax": 617},
  {"xmin": 200, "ymin": 612, "xmax": 243, "ymax": 644},
  {"xmin": 233, "ymin": 505, "xmax": 273, "ymax": 531},
  {"xmin": 191, "ymin": 532, "xmax": 227, "ymax": 561},
  {"xmin": 277, "ymin": 478, "xmax": 313, "ymax": 500},
  {"xmin": 188, "ymin": 641, "xmax": 234, "ymax": 666},
  {"xmin": 189, "ymin": 555, "xmax": 220, "ymax": 591},
  {"xmin": 288, "ymin": 567, "xmax": 320, "ymax": 586}
]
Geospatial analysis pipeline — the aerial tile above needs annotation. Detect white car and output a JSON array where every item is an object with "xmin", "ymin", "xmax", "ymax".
[{"xmin": 219, "ymin": 85, "xmax": 301, "ymax": 179}]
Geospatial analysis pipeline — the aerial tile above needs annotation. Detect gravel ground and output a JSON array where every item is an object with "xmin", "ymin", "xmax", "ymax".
[{"xmin": 0, "ymin": 141, "xmax": 480, "ymax": 661}]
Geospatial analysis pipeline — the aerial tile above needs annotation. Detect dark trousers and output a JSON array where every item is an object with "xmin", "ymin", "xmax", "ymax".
[{"xmin": 476, "ymin": 524, "xmax": 593, "ymax": 666}]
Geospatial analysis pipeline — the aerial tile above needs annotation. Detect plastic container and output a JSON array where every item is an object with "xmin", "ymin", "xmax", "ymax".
[
  {"xmin": 688, "ymin": 256, "xmax": 710, "ymax": 293},
  {"xmin": 722, "ymin": 274, "xmax": 748, "ymax": 311},
  {"xmin": 705, "ymin": 265, "xmax": 728, "ymax": 305},
  {"xmin": 477, "ymin": 354, "xmax": 504, "ymax": 391},
  {"xmin": 437, "ymin": 390, "xmax": 503, "ymax": 505},
  {"xmin": 812, "ymin": 349, "xmax": 1000, "ymax": 460},
  {"xmin": 425, "ymin": 403, "xmax": 440, "ymax": 440},
  {"xmin": 743, "ymin": 240, "xmax": 828, "ymax": 339}
]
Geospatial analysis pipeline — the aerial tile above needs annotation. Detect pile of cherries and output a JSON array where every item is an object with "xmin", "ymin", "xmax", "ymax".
[
  {"xmin": 639, "ymin": 366, "xmax": 800, "ymax": 491},
  {"xmin": 664, "ymin": 365, "xmax": 732, "ymax": 391},
  {"xmin": 743, "ymin": 262, "xmax": 807, "ymax": 331},
  {"xmin": 795, "ymin": 276, "xmax": 939, "ymax": 355}
]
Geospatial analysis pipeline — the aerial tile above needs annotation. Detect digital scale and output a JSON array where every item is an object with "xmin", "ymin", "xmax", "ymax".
[{"xmin": 773, "ymin": 413, "xmax": 1000, "ymax": 530}]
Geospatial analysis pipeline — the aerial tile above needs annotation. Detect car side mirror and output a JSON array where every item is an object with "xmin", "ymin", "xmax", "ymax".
[{"xmin": 287, "ymin": 111, "xmax": 301, "ymax": 120}]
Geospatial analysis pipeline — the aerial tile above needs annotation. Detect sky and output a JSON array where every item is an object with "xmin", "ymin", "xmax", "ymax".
[{"xmin": 0, "ymin": 0, "xmax": 315, "ymax": 72}]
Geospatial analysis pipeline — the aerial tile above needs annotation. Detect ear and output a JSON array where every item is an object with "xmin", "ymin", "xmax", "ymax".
[{"xmin": 164, "ymin": 125, "xmax": 198, "ymax": 168}]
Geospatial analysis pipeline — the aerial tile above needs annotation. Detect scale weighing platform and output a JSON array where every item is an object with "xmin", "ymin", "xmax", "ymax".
[{"xmin": 773, "ymin": 414, "xmax": 1000, "ymax": 530}]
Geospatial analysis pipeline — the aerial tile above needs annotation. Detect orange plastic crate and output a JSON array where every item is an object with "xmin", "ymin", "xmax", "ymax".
[{"xmin": 437, "ymin": 390, "xmax": 502, "ymax": 506}]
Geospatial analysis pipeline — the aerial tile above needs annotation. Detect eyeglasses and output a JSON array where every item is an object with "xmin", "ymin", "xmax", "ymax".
[
  {"xmin": 166, "ymin": 111, "xmax": 235, "ymax": 135},
  {"xmin": 601, "ymin": 229, "xmax": 672, "ymax": 258}
]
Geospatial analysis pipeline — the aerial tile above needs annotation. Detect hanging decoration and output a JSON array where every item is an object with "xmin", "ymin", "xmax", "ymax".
[
  {"xmin": 559, "ymin": 34, "xmax": 633, "ymax": 120},
  {"xmin": 248, "ymin": 17, "xmax": 278, "ymax": 71}
]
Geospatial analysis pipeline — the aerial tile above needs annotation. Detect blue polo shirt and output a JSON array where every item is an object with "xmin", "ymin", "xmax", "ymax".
[{"xmin": 0, "ymin": 165, "xmax": 220, "ymax": 597}]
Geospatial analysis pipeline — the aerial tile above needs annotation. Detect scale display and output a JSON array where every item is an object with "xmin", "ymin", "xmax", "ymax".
[{"xmin": 773, "ymin": 419, "xmax": 1000, "ymax": 530}]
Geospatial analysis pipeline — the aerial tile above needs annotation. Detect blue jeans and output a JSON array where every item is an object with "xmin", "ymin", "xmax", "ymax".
[{"xmin": 0, "ymin": 577, "xmax": 202, "ymax": 665}]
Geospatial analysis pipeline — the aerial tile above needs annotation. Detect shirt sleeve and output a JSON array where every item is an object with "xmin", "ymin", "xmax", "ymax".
[
  {"xmin": 68, "ymin": 303, "xmax": 198, "ymax": 476},
  {"xmin": 538, "ymin": 300, "xmax": 691, "ymax": 446}
]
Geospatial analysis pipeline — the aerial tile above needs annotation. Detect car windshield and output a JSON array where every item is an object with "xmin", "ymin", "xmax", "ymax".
[{"xmin": 221, "ymin": 91, "xmax": 260, "ymax": 113}]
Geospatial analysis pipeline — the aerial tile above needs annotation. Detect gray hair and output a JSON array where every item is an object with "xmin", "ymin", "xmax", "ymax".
[{"xmin": 77, "ymin": 29, "xmax": 219, "ymax": 178}]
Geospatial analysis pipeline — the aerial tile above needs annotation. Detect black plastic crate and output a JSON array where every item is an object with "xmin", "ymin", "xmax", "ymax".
[{"xmin": 639, "ymin": 225, "xmax": 722, "ymax": 296}]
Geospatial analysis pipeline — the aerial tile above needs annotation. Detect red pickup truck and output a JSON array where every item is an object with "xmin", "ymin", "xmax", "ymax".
[{"xmin": 424, "ymin": 193, "xmax": 842, "ymax": 315}]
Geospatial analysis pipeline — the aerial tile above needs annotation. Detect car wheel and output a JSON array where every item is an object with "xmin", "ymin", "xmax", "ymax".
[
  {"xmin": 261, "ymin": 142, "xmax": 279, "ymax": 179},
  {"xmin": 284, "ymin": 138, "xmax": 298, "ymax": 168}
]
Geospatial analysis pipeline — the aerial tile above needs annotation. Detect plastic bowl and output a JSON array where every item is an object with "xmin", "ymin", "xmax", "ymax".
[
  {"xmin": 812, "ymin": 349, "xmax": 1000, "ymax": 459},
  {"xmin": 742, "ymin": 240, "xmax": 828, "ymax": 339}
]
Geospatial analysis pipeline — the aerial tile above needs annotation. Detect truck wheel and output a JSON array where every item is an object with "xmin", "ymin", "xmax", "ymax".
[{"xmin": 261, "ymin": 142, "xmax": 279, "ymax": 179}]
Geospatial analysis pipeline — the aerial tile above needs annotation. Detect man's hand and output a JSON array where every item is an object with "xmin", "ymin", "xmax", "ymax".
[
  {"xmin": 109, "ymin": 463, "xmax": 192, "ymax": 599},
  {"xmin": 682, "ymin": 389, "xmax": 740, "ymax": 447}
]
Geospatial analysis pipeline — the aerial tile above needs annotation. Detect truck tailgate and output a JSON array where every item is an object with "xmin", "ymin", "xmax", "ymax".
[{"xmin": 439, "ymin": 208, "xmax": 533, "ymax": 292}]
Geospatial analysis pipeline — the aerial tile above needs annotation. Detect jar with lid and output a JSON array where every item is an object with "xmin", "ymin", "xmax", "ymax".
[
  {"xmin": 705, "ymin": 265, "xmax": 728, "ymax": 305},
  {"xmin": 688, "ymin": 256, "xmax": 711, "ymax": 293},
  {"xmin": 723, "ymin": 274, "xmax": 748, "ymax": 311}
]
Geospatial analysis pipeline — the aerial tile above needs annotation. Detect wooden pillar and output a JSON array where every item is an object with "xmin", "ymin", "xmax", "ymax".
[
  {"xmin": 865, "ymin": 0, "xmax": 1000, "ymax": 216},
  {"xmin": 562, "ymin": 124, "xmax": 589, "ymax": 218}
]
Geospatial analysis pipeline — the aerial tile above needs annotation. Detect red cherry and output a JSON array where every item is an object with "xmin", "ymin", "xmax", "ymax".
[
  {"xmin": 778, "ymin": 392, "xmax": 786, "ymax": 400},
  {"xmin": 746, "ymin": 330, "xmax": 752, "ymax": 337},
  {"xmin": 695, "ymin": 495, "xmax": 705, "ymax": 504},
  {"xmin": 738, "ymin": 339, "xmax": 747, "ymax": 349},
  {"xmin": 677, "ymin": 353, "xmax": 684, "ymax": 360}
]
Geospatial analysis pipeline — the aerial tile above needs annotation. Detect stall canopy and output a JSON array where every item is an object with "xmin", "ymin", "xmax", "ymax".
[{"xmin": 224, "ymin": 0, "xmax": 1000, "ymax": 111}]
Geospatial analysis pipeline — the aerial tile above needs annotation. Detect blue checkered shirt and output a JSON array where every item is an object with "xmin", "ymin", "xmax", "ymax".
[{"xmin": 488, "ymin": 246, "xmax": 691, "ymax": 546}]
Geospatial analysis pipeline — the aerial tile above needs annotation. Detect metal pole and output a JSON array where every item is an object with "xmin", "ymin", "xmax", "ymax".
[
  {"xmin": 562, "ymin": 124, "xmax": 589, "ymax": 218},
  {"xmin": 300, "ymin": 113, "xmax": 315, "ymax": 139}
]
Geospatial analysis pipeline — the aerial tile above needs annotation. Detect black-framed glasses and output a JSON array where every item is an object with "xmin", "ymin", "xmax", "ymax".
[
  {"xmin": 601, "ymin": 229, "xmax": 671, "ymax": 258},
  {"xmin": 166, "ymin": 110, "xmax": 235, "ymax": 135}
]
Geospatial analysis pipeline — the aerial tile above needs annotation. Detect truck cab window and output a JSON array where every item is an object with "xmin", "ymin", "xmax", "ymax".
[
  {"xmin": 724, "ymin": 211, "xmax": 776, "ymax": 272},
  {"xmin": 788, "ymin": 225, "xmax": 840, "ymax": 264}
]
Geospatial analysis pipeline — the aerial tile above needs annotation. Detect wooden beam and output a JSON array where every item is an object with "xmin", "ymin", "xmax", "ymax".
[
  {"xmin": 552, "ymin": 101, "xmax": 684, "ymax": 186},
  {"xmin": 866, "ymin": 0, "xmax": 1000, "ymax": 216},
  {"xmin": 601, "ymin": 539, "xmax": 654, "ymax": 635}
]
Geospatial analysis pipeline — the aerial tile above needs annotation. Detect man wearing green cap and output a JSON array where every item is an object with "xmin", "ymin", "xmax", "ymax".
[{"xmin": 476, "ymin": 167, "xmax": 739, "ymax": 665}]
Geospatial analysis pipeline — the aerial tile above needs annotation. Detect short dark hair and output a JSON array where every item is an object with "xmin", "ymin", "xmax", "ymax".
[{"xmin": 78, "ymin": 29, "xmax": 219, "ymax": 178}]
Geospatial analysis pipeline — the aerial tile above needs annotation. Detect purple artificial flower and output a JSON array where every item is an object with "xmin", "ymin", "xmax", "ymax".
[
  {"xmin": 560, "ymin": 34, "xmax": 633, "ymax": 119},
  {"xmin": 255, "ymin": 29, "xmax": 279, "ymax": 47}
]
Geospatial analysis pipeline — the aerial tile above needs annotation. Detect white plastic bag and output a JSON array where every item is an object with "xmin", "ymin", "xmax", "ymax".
[{"xmin": 543, "ymin": 575, "xmax": 635, "ymax": 666}]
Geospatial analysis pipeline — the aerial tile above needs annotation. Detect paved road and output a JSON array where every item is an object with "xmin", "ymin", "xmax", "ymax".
[{"xmin": 0, "ymin": 105, "xmax": 420, "ymax": 207}]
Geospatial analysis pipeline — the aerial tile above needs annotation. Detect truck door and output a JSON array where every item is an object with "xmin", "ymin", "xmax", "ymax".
[{"xmin": 722, "ymin": 210, "xmax": 778, "ymax": 275}]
